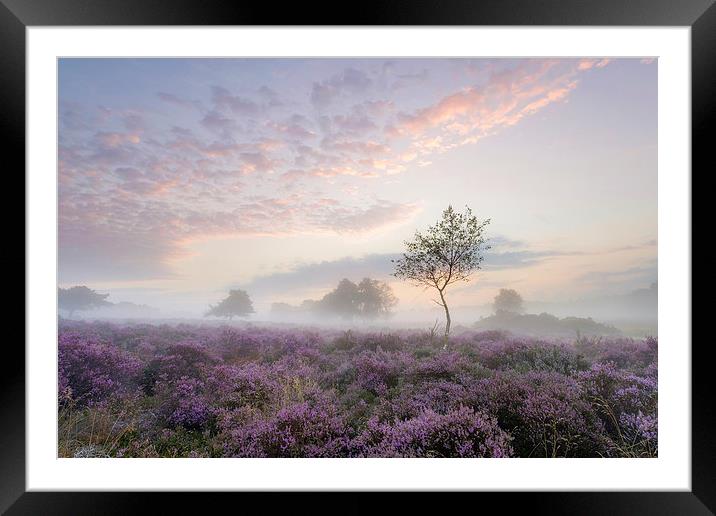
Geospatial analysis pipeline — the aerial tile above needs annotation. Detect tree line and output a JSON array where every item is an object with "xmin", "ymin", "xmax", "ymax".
[{"xmin": 57, "ymin": 277, "xmax": 398, "ymax": 322}]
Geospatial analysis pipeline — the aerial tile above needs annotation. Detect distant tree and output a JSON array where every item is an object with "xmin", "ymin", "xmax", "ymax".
[
  {"xmin": 206, "ymin": 289, "xmax": 255, "ymax": 320},
  {"xmin": 393, "ymin": 205, "xmax": 490, "ymax": 344},
  {"xmin": 318, "ymin": 279, "xmax": 360, "ymax": 320},
  {"xmin": 270, "ymin": 302, "xmax": 296, "ymax": 316},
  {"xmin": 493, "ymin": 289, "xmax": 525, "ymax": 315},
  {"xmin": 58, "ymin": 286, "xmax": 111, "ymax": 319},
  {"xmin": 357, "ymin": 278, "xmax": 398, "ymax": 319},
  {"xmin": 314, "ymin": 278, "xmax": 397, "ymax": 321}
]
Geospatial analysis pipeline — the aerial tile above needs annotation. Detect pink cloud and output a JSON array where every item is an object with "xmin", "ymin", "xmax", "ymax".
[
  {"xmin": 386, "ymin": 59, "xmax": 608, "ymax": 158},
  {"xmin": 577, "ymin": 58, "xmax": 611, "ymax": 71},
  {"xmin": 95, "ymin": 131, "xmax": 141, "ymax": 148},
  {"xmin": 59, "ymin": 58, "xmax": 613, "ymax": 283}
]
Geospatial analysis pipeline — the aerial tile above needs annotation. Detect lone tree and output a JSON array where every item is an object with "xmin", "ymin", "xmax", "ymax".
[
  {"xmin": 493, "ymin": 288, "xmax": 525, "ymax": 315},
  {"xmin": 58, "ymin": 286, "xmax": 111, "ymax": 319},
  {"xmin": 393, "ymin": 205, "xmax": 490, "ymax": 344},
  {"xmin": 206, "ymin": 289, "xmax": 255, "ymax": 320}
]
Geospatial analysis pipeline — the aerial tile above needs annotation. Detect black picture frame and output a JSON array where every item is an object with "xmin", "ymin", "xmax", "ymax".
[{"xmin": 2, "ymin": 0, "xmax": 711, "ymax": 513}]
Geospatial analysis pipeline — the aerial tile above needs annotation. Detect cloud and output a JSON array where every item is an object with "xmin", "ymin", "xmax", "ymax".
[
  {"xmin": 257, "ymin": 85, "xmax": 283, "ymax": 106},
  {"xmin": 59, "ymin": 184, "xmax": 421, "ymax": 280},
  {"xmin": 607, "ymin": 240, "xmax": 657, "ymax": 253},
  {"xmin": 331, "ymin": 112, "xmax": 378, "ymax": 134},
  {"xmin": 59, "ymin": 58, "xmax": 616, "ymax": 284},
  {"xmin": 238, "ymin": 152, "xmax": 282, "ymax": 174},
  {"xmin": 484, "ymin": 249, "xmax": 565, "ymax": 270},
  {"xmin": 387, "ymin": 59, "xmax": 603, "ymax": 158},
  {"xmin": 310, "ymin": 68, "xmax": 373, "ymax": 108},
  {"xmin": 157, "ymin": 92, "xmax": 203, "ymax": 111},
  {"xmin": 244, "ymin": 253, "xmax": 401, "ymax": 297},
  {"xmin": 266, "ymin": 118, "xmax": 317, "ymax": 140},
  {"xmin": 200, "ymin": 110, "xmax": 239, "ymax": 138},
  {"xmin": 576, "ymin": 261, "xmax": 658, "ymax": 286},
  {"xmin": 397, "ymin": 69, "xmax": 429, "ymax": 81},
  {"xmin": 577, "ymin": 58, "xmax": 611, "ymax": 71},
  {"xmin": 210, "ymin": 85, "xmax": 261, "ymax": 117},
  {"xmin": 482, "ymin": 236, "xmax": 582, "ymax": 270},
  {"xmin": 122, "ymin": 113, "xmax": 145, "ymax": 132},
  {"xmin": 321, "ymin": 138, "xmax": 389, "ymax": 156},
  {"xmin": 317, "ymin": 200, "xmax": 421, "ymax": 233}
]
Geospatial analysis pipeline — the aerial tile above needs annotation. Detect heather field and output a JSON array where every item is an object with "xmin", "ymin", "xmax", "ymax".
[{"xmin": 58, "ymin": 321, "xmax": 657, "ymax": 458}]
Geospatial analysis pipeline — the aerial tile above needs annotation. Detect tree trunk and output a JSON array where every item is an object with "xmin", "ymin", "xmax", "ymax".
[{"xmin": 438, "ymin": 289, "xmax": 451, "ymax": 349}]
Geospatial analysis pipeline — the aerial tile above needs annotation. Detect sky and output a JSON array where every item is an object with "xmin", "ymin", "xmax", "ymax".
[{"xmin": 58, "ymin": 57, "xmax": 657, "ymax": 318}]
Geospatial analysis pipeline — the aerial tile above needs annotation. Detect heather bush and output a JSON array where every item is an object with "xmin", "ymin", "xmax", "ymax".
[
  {"xmin": 223, "ymin": 401, "xmax": 351, "ymax": 457},
  {"xmin": 57, "ymin": 321, "xmax": 657, "ymax": 458},
  {"xmin": 619, "ymin": 412, "xmax": 658, "ymax": 457},
  {"xmin": 155, "ymin": 376, "xmax": 211, "ymax": 430},
  {"xmin": 59, "ymin": 331, "xmax": 142, "ymax": 406},
  {"xmin": 408, "ymin": 351, "xmax": 471, "ymax": 381},
  {"xmin": 353, "ymin": 349, "xmax": 413, "ymax": 395},
  {"xmin": 380, "ymin": 379, "xmax": 473, "ymax": 421},
  {"xmin": 473, "ymin": 371, "xmax": 607, "ymax": 457},
  {"xmin": 354, "ymin": 406, "xmax": 512, "ymax": 458},
  {"xmin": 206, "ymin": 363, "xmax": 281, "ymax": 411},
  {"xmin": 466, "ymin": 338, "xmax": 587, "ymax": 374},
  {"xmin": 574, "ymin": 335, "xmax": 657, "ymax": 373},
  {"xmin": 577, "ymin": 361, "xmax": 658, "ymax": 456}
]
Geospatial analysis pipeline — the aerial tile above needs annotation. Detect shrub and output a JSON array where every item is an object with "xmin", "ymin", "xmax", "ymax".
[
  {"xmin": 577, "ymin": 361, "xmax": 658, "ymax": 455},
  {"xmin": 155, "ymin": 376, "xmax": 211, "ymax": 430},
  {"xmin": 57, "ymin": 322, "xmax": 658, "ymax": 458},
  {"xmin": 224, "ymin": 401, "xmax": 351, "ymax": 457},
  {"xmin": 58, "ymin": 332, "xmax": 141, "ymax": 405},
  {"xmin": 354, "ymin": 406, "xmax": 512, "ymax": 458},
  {"xmin": 473, "ymin": 371, "xmax": 607, "ymax": 457}
]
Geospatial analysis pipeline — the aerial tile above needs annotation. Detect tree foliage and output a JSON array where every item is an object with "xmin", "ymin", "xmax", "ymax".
[
  {"xmin": 206, "ymin": 289, "xmax": 255, "ymax": 320},
  {"xmin": 356, "ymin": 278, "xmax": 398, "ymax": 319},
  {"xmin": 319, "ymin": 279, "xmax": 360, "ymax": 320},
  {"xmin": 393, "ymin": 205, "xmax": 490, "ymax": 341},
  {"xmin": 318, "ymin": 278, "xmax": 397, "ymax": 320},
  {"xmin": 58, "ymin": 286, "xmax": 111, "ymax": 318},
  {"xmin": 493, "ymin": 288, "xmax": 525, "ymax": 315}
]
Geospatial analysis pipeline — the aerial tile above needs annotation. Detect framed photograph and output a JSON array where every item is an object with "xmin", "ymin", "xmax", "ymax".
[{"xmin": 5, "ymin": 0, "xmax": 711, "ymax": 511}]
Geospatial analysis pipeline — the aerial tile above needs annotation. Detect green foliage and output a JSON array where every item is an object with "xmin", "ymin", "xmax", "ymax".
[
  {"xmin": 393, "ymin": 205, "xmax": 490, "ymax": 290},
  {"xmin": 393, "ymin": 205, "xmax": 490, "ymax": 338}
]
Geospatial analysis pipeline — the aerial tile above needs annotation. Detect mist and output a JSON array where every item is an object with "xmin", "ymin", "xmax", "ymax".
[{"xmin": 59, "ymin": 279, "xmax": 658, "ymax": 340}]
